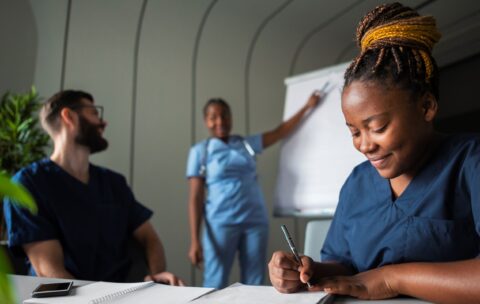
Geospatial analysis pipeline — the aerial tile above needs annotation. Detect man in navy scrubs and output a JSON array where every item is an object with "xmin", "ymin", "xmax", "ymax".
[{"xmin": 4, "ymin": 90, "xmax": 184, "ymax": 284}]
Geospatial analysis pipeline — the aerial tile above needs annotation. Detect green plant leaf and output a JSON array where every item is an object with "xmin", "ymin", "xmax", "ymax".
[
  {"xmin": 0, "ymin": 248, "xmax": 16, "ymax": 304},
  {"xmin": 0, "ymin": 174, "xmax": 37, "ymax": 214},
  {"xmin": 0, "ymin": 87, "xmax": 48, "ymax": 176}
]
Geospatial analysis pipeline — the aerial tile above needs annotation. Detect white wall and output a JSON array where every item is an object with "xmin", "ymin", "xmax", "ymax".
[{"xmin": 0, "ymin": 0, "xmax": 37, "ymax": 93}]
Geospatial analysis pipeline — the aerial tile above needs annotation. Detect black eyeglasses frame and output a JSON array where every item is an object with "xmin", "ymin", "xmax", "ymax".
[{"xmin": 68, "ymin": 105, "xmax": 104, "ymax": 121}]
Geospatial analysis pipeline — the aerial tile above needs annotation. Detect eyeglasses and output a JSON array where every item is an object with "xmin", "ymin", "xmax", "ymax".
[{"xmin": 69, "ymin": 105, "xmax": 104, "ymax": 121}]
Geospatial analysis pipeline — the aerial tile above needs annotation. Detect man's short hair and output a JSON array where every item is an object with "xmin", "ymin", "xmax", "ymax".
[{"xmin": 40, "ymin": 90, "xmax": 93, "ymax": 133}]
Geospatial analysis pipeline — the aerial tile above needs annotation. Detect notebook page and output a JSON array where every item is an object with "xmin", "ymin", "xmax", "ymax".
[
  {"xmin": 24, "ymin": 281, "xmax": 214, "ymax": 304},
  {"xmin": 113, "ymin": 284, "xmax": 215, "ymax": 304},
  {"xmin": 23, "ymin": 281, "xmax": 152, "ymax": 304},
  {"xmin": 192, "ymin": 283, "xmax": 328, "ymax": 304}
]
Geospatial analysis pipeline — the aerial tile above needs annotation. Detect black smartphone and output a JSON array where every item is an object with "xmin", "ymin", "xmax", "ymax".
[{"xmin": 31, "ymin": 281, "xmax": 74, "ymax": 298}]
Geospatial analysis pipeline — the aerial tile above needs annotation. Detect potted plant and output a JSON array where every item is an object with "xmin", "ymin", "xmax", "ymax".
[
  {"xmin": 0, "ymin": 87, "xmax": 47, "ymax": 302},
  {"xmin": 0, "ymin": 86, "xmax": 49, "ymax": 239},
  {"xmin": 0, "ymin": 86, "xmax": 50, "ymax": 176}
]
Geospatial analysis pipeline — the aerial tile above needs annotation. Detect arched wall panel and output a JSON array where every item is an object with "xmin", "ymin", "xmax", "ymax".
[
  {"xmin": 195, "ymin": 0, "xmax": 286, "ymax": 140},
  {"xmin": 63, "ymin": 0, "xmax": 143, "ymax": 178},
  {"xmin": 293, "ymin": 0, "xmax": 425, "ymax": 75},
  {"xmin": 29, "ymin": 0, "xmax": 68, "ymax": 99},
  {"xmin": 133, "ymin": 0, "xmax": 214, "ymax": 285},
  {"xmin": 248, "ymin": 0, "xmax": 346, "ymax": 257}
]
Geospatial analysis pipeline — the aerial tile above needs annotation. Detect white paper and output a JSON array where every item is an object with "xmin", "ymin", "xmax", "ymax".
[
  {"xmin": 24, "ymin": 281, "xmax": 214, "ymax": 304},
  {"xmin": 193, "ymin": 283, "xmax": 328, "ymax": 304}
]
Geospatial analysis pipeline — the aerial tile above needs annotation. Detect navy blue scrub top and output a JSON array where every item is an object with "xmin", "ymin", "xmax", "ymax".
[
  {"xmin": 3, "ymin": 159, "xmax": 153, "ymax": 282},
  {"xmin": 321, "ymin": 134, "xmax": 480, "ymax": 273}
]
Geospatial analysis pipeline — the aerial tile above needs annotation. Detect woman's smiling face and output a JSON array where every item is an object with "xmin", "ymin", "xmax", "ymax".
[
  {"xmin": 204, "ymin": 103, "xmax": 232, "ymax": 140},
  {"xmin": 341, "ymin": 80, "xmax": 437, "ymax": 180}
]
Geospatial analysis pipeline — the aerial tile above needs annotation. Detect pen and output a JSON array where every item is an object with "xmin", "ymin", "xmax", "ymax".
[
  {"xmin": 318, "ymin": 81, "xmax": 330, "ymax": 92},
  {"xmin": 280, "ymin": 224, "xmax": 312, "ymax": 288}
]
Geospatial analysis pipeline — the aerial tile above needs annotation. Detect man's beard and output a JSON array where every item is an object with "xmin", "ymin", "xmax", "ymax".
[{"xmin": 75, "ymin": 116, "xmax": 108, "ymax": 154}]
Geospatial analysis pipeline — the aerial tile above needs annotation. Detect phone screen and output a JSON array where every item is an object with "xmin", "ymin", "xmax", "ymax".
[
  {"xmin": 32, "ymin": 282, "xmax": 73, "ymax": 297},
  {"xmin": 35, "ymin": 283, "xmax": 71, "ymax": 292}
]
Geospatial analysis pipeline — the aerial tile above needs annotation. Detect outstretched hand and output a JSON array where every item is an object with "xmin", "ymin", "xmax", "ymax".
[{"xmin": 306, "ymin": 91, "xmax": 322, "ymax": 110}]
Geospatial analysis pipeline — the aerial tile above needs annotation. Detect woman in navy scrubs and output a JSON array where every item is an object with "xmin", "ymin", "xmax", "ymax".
[
  {"xmin": 268, "ymin": 3, "xmax": 480, "ymax": 303},
  {"xmin": 187, "ymin": 93, "xmax": 320, "ymax": 288}
]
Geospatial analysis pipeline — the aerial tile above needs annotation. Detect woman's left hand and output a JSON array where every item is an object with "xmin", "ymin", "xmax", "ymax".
[{"xmin": 311, "ymin": 266, "xmax": 398, "ymax": 300}]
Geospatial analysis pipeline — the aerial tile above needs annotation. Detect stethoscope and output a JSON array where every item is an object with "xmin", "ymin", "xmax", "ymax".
[{"xmin": 199, "ymin": 136, "xmax": 255, "ymax": 177}]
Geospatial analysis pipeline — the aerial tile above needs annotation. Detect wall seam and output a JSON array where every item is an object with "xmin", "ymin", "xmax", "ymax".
[
  {"xmin": 244, "ymin": 0, "xmax": 293, "ymax": 135},
  {"xmin": 191, "ymin": 0, "xmax": 218, "ymax": 146},
  {"xmin": 129, "ymin": 0, "xmax": 148, "ymax": 187},
  {"xmin": 190, "ymin": 0, "xmax": 218, "ymax": 285},
  {"xmin": 60, "ymin": 0, "xmax": 72, "ymax": 90},
  {"xmin": 288, "ymin": 0, "xmax": 364, "ymax": 76}
]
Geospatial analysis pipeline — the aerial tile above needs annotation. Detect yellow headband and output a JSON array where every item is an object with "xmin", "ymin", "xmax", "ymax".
[{"xmin": 360, "ymin": 16, "xmax": 441, "ymax": 80}]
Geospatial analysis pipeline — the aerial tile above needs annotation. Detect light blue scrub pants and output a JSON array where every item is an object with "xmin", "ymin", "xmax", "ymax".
[{"xmin": 202, "ymin": 222, "xmax": 269, "ymax": 288}]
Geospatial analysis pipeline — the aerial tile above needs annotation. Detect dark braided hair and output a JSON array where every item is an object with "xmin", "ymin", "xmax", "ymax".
[
  {"xmin": 344, "ymin": 2, "xmax": 442, "ymax": 100},
  {"xmin": 203, "ymin": 98, "xmax": 231, "ymax": 117}
]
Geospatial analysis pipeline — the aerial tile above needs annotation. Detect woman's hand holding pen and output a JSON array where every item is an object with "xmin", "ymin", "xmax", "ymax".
[{"xmin": 268, "ymin": 251, "xmax": 315, "ymax": 293}]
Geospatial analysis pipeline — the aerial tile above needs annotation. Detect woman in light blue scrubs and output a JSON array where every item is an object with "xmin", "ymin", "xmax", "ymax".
[
  {"xmin": 268, "ymin": 3, "xmax": 480, "ymax": 303},
  {"xmin": 187, "ymin": 93, "xmax": 320, "ymax": 288}
]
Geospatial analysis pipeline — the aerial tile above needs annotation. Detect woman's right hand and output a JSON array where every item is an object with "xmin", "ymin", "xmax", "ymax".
[
  {"xmin": 189, "ymin": 241, "xmax": 203, "ymax": 268},
  {"xmin": 306, "ymin": 91, "xmax": 322, "ymax": 110},
  {"xmin": 268, "ymin": 251, "xmax": 315, "ymax": 293}
]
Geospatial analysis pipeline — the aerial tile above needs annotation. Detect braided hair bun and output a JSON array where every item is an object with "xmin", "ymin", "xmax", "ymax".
[{"xmin": 344, "ymin": 2, "xmax": 442, "ymax": 99}]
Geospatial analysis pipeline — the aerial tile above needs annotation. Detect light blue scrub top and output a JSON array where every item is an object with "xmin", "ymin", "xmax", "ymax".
[
  {"xmin": 186, "ymin": 134, "xmax": 268, "ymax": 225},
  {"xmin": 321, "ymin": 134, "xmax": 480, "ymax": 273}
]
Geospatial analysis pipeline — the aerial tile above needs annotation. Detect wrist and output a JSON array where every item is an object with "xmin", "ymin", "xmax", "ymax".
[
  {"xmin": 150, "ymin": 267, "xmax": 166, "ymax": 275},
  {"xmin": 382, "ymin": 264, "xmax": 402, "ymax": 294}
]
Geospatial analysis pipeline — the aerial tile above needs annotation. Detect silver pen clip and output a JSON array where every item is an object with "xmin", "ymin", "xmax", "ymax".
[{"xmin": 281, "ymin": 225, "xmax": 312, "ymax": 288}]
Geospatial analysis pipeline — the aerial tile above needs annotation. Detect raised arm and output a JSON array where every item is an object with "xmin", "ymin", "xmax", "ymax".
[
  {"xmin": 262, "ymin": 92, "xmax": 321, "ymax": 149},
  {"xmin": 133, "ymin": 220, "xmax": 185, "ymax": 286},
  {"xmin": 23, "ymin": 240, "xmax": 74, "ymax": 279},
  {"xmin": 316, "ymin": 259, "xmax": 480, "ymax": 304},
  {"xmin": 188, "ymin": 177, "xmax": 205, "ymax": 268}
]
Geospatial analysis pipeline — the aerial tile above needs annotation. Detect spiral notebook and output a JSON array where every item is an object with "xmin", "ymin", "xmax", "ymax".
[{"xmin": 23, "ymin": 281, "xmax": 214, "ymax": 304}]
